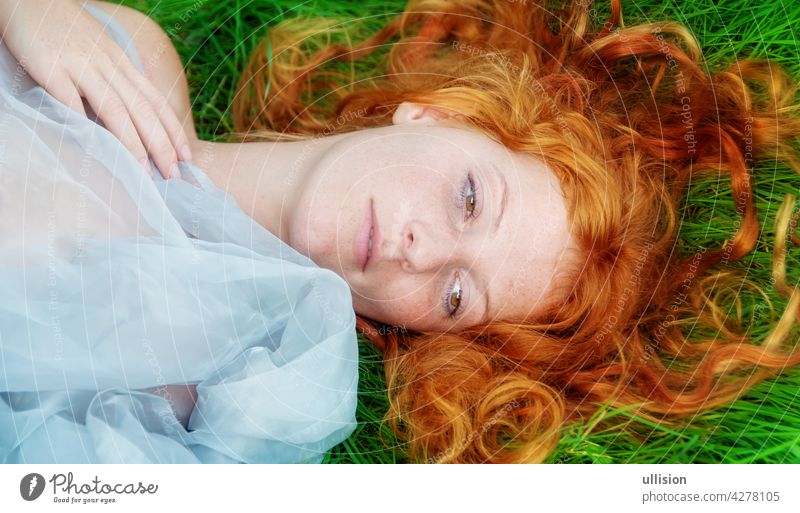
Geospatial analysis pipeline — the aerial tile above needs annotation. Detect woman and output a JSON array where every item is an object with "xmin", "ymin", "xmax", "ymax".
[{"xmin": 2, "ymin": 0, "xmax": 800, "ymax": 463}]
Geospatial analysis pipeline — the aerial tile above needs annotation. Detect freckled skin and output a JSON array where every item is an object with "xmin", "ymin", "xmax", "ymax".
[{"xmin": 288, "ymin": 103, "xmax": 579, "ymax": 331}]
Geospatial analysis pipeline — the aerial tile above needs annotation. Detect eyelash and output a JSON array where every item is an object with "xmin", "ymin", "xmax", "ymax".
[
  {"xmin": 458, "ymin": 173, "xmax": 479, "ymax": 222},
  {"xmin": 442, "ymin": 173, "xmax": 480, "ymax": 318}
]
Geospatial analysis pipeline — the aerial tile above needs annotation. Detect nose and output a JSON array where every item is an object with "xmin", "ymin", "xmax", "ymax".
[{"xmin": 399, "ymin": 219, "xmax": 458, "ymax": 273}]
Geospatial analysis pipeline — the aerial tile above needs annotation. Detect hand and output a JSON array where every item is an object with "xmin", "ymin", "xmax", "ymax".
[{"xmin": 0, "ymin": 0, "xmax": 191, "ymax": 179}]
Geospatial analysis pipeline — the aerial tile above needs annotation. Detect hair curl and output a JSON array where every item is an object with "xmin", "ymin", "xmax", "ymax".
[{"xmin": 232, "ymin": 0, "xmax": 800, "ymax": 462}]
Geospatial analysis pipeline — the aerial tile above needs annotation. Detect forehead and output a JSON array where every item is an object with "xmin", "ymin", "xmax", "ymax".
[
  {"xmin": 501, "ymin": 172, "xmax": 575, "ymax": 321},
  {"xmin": 475, "ymin": 160, "xmax": 575, "ymax": 325}
]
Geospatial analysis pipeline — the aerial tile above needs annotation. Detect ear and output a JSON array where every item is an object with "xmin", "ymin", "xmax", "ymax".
[{"xmin": 392, "ymin": 102, "xmax": 466, "ymax": 126}]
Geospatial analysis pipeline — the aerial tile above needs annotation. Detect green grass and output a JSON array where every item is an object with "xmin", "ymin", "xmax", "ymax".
[{"xmin": 116, "ymin": 0, "xmax": 800, "ymax": 463}]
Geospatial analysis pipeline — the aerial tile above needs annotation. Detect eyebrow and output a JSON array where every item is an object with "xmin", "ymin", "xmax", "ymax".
[{"xmin": 481, "ymin": 168, "xmax": 508, "ymax": 322}]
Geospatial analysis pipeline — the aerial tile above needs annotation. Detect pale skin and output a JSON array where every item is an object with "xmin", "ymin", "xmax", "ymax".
[{"xmin": 2, "ymin": 0, "xmax": 580, "ymax": 422}]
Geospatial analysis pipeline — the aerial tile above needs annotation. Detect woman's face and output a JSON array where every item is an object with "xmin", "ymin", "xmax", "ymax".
[{"xmin": 288, "ymin": 102, "xmax": 579, "ymax": 331}]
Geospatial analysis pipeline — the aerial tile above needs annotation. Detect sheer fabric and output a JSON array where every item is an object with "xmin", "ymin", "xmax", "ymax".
[{"xmin": 0, "ymin": 3, "xmax": 358, "ymax": 463}]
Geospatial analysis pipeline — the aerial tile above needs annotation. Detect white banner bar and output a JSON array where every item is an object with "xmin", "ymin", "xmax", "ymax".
[{"xmin": 2, "ymin": 464, "xmax": 797, "ymax": 512}]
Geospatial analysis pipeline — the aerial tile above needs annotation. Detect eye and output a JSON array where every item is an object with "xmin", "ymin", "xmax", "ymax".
[
  {"xmin": 459, "ymin": 173, "xmax": 480, "ymax": 221},
  {"xmin": 441, "ymin": 173, "xmax": 481, "ymax": 319},
  {"xmin": 442, "ymin": 271, "xmax": 463, "ymax": 318}
]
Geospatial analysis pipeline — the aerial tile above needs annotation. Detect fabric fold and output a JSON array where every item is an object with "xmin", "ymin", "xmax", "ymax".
[{"xmin": 0, "ymin": 2, "xmax": 358, "ymax": 463}]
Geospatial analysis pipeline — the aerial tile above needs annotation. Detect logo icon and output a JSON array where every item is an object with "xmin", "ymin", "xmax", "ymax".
[{"xmin": 20, "ymin": 473, "xmax": 45, "ymax": 501}]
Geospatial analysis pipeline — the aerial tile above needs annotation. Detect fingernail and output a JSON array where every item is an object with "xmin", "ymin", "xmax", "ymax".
[
  {"xmin": 139, "ymin": 157, "xmax": 153, "ymax": 177},
  {"xmin": 170, "ymin": 162, "xmax": 181, "ymax": 180},
  {"xmin": 179, "ymin": 144, "xmax": 192, "ymax": 162}
]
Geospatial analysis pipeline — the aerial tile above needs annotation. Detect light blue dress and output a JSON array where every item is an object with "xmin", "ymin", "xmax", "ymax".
[{"xmin": 0, "ymin": 3, "xmax": 358, "ymax": 463}]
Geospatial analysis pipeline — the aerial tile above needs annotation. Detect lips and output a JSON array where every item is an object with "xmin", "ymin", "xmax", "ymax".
[
  {"xmin": 355, "ymin": 198, "xmax": 373, "ymax": 272},
  {"xmin": 354, "ymin": 198, "xmax": 381, "ymax": 272},
  {"xmin": 367, "ymin": 200, "xmax": 380, "ymax": 270}
]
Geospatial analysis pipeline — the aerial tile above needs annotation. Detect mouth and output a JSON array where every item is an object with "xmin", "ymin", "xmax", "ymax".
[
  {"xmin": 367, "ymin": 200, "xmax": 380, "ymax": 270},
  {"xmin": 355, "ymin": 198, "xmax": 376, "ymax": 272}
]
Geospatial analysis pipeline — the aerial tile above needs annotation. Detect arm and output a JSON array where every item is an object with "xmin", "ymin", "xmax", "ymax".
[{"xmin": 0, "ymin": 0, "xmax": 192, "ymax": 179}]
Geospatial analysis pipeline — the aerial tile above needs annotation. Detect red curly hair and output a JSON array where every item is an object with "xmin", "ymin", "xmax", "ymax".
[{"xmin": 232, "ymin": 0, "xmax": 800, "ymax": 462}]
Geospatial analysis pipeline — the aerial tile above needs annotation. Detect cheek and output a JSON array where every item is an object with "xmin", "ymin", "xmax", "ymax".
[
  {"xmin": 288, "ymin": 200, "xmax": 332, "ymax": 263},
  {"xmin": 290, "ymin": 181, "xmax": 357, "ymax": 269},
  {"xmin": 352, "ymin": 279, "xmax": 435, "ymax": 328}
]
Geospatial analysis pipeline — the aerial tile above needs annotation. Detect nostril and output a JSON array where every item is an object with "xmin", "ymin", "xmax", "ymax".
[{"xmin": 404, "ymin": 227, "xmax": 414, "ymax": 248}]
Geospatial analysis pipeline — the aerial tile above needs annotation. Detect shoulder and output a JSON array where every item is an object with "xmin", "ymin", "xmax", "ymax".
[{"xmin": 84, "ymin": 0, "xmax": 197, "ymax": 140}]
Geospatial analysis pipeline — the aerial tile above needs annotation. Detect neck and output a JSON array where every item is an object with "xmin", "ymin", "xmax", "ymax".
[{"xmin": 189, "ymin": 135, "xmax": 339, "ymax": 245}]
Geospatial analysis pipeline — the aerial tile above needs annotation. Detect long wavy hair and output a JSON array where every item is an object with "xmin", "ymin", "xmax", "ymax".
[{"xmin": 231, "ymin": 0, "xmax": 800, "ymax": 462}]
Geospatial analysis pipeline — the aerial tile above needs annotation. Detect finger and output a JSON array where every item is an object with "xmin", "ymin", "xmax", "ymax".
[
  {"xmin": 43, "ymin": 73, "xmax": 87, "ymax": 118},
  {"xmin": 100, "ymin": 48, "xmax": 192, "ymax": 163},
  {"xmin": 74, "ymin": 69, "xmax": 153, "ymax": 176},
  {"xmin": 108, "ymin": 68, "xmax": 181, "ymax": 180},
  {"xmin": 125, "ymin": 65, "xmax": 193, "ymax": 162},
  {"xmin": 94, "ymin": 51, "xmax": 181, "ymax": 179}
]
